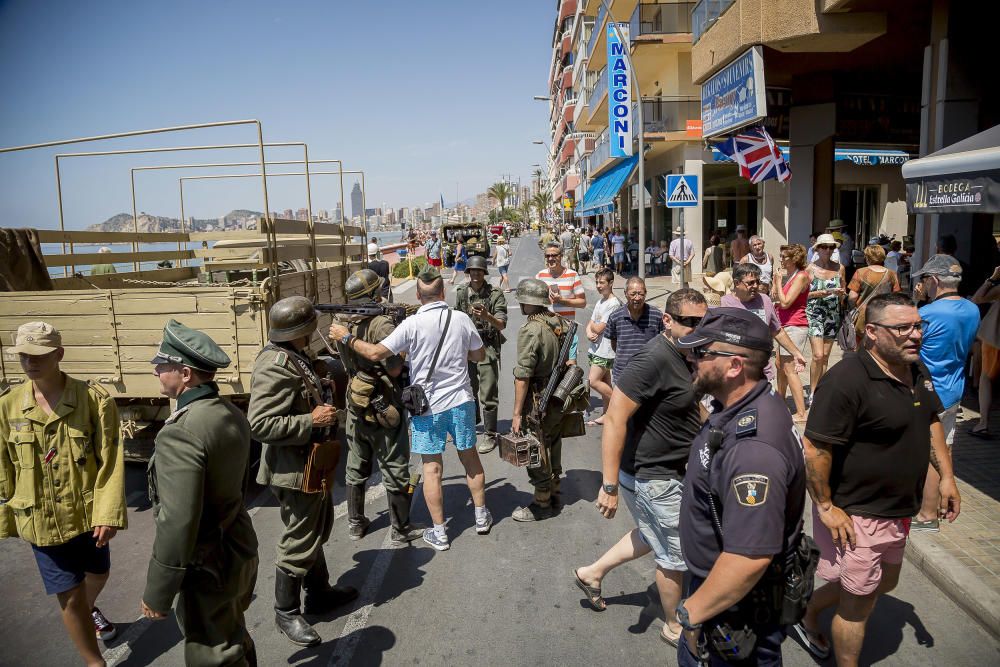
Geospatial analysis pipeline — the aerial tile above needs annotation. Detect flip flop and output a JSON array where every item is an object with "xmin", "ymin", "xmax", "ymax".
[
  {"xmin": 790, "ymin": 622, "xmax": 830, "ymax": 659},
  {"xmin": 969, "ymin": 426, "xmax": 991, "ymax": 439},
  {"xmin": 659, "ymin": 625, "xmax": 681, "ymax": 647},
  {"xmin": 585, "ymin": 420, "xmax": 602, "ymax": 427},
  {"xmin": 573, "ymin": 569, "xmax": 606, "ymax": 612}
]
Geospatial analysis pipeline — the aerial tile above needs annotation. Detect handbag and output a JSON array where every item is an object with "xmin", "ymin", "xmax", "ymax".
[
  {"xmin": 401, "ymin": 307, "xmax": 452, "ymax": 416},
  {"xmin": 838, "ymin": 269, "xmax": 889, "ymax": 352}
]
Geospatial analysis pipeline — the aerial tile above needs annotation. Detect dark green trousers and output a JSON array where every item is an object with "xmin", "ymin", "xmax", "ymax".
[
  {"xmin": 344, "ymin": 408, "xmax": 410, "ymax": 493},
  {"xmin": 469, "ymin": 344, "xmax": 500, "ymax": 432},
  {"xmin": 526, "ymin": 407, "xmax": 564, "ymax": 503},
  {"xmin": 271, "ymin": 486, "xmax": 333, "ymax": 578},
  {"xmin": 176, "ymin": 555, "xmax": 258, "ymax": 666}
]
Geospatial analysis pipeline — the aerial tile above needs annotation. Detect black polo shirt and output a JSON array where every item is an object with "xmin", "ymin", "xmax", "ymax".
[
  {"xmin": 679, "ymin": 380, "xmax": 806, "ymax": 579},
  {"xmin": 616, "ymin": 335, "xmax": 701, "ymax": 480},
  {"xmin": 804, "ymin": 350, "xmax": 942, "ymax": 519}
]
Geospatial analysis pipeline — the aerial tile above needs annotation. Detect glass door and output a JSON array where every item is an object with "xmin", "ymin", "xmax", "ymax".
[{"xmin": 835, "ymin": 185, "xmax": 879, "ymax": 244}]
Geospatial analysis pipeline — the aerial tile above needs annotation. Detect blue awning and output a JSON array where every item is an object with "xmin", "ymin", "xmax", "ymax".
[{"xmin": 577, "ymin": 155, "xmax": 639, "ymax": 216}]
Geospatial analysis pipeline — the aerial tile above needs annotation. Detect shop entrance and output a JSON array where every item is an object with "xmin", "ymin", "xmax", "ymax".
[
  {"xmin": 834, "ymin": 185, "xmax": 879, "ymax": 244},
  {"xmin": 701, "ymin": 164, "xmax": 761, "ymax": 253}
]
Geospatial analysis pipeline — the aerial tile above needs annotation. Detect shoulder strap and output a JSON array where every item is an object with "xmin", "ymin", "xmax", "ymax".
[
  {"xmin": 858, "ymin": 270, "xmax": 890, "ymax": 310},
  {"xmin": 423, "ymin": 308, "xmax": 453, "ymax": 385}
]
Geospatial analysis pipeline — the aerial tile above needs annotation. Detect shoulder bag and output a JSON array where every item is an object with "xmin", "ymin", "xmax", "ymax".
[
  {"xmin": 837, "ymin": 269, "xmax": 889, "ymax": 352},
  {"xmin": 401, "ymin": 308, "xmax": 452, "ymax": 416}
]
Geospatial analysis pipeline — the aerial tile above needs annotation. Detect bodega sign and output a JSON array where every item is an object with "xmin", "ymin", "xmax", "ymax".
[{"xmin": 607, "ymin": 22, "xmax": 632, "ymax": 158}]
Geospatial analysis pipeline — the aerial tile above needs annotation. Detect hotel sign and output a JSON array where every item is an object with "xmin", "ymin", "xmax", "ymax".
[
  {"xmin": 607, "ymin": 22, "xmax": 633, "ymax": 158},
  {"xmin": 701, "ymin": 46, "xmax": 767, "ymax": 139}
]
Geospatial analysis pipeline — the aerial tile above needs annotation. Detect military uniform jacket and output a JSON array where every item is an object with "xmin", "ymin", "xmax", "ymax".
[
  {"xmin": 144, "ymin": 383, "xmax": 258, "ymax": 613},
  {"xmin": 514, "ymin": 313, "xmax": 564, "ymax": 387},
  {"xmin": 345, "ymin": 313, "xmax": 405, "ymax": 411},
  {"xmin": 0, "ymin": 377, "xmax": 126, "ymax": 547},
  {"xmin": 249, "ymin": 345, "xmax": 315, "ymax": 490},
  {"xmin": 455, "ymin": 282, "xmax": 508, "ymax": 348}
]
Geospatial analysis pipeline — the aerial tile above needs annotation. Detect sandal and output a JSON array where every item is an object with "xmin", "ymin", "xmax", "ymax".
[
  {"xmin": 969, "ymin": 426, "xmax": 991, "ymax": 439},
  {"xmin": 573, "ymin": 569, "xmax": 606, "ymax": 612},
  {"xmin": 790, "ymin": 622, "xmax": 830, "ymax": 659}
]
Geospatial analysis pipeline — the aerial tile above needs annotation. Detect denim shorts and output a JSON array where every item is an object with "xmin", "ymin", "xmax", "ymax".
[
  {"xmin": 32, "ymin": 531, "xmax": 111, "ymax": 595},
  {"xmin": 498, "ymin": 265, "xmax": 509, "ymax": 276},
  {"xmin": 410, "ymin": 400, "xmax": 477, "ymax": 455},
  {"xmin": 619, "ymin": 471, "xmax": 687, "ymax": 571},
  {"xmin": 614, "ymin": 252, "xmax": 625, "ymax": 264}
]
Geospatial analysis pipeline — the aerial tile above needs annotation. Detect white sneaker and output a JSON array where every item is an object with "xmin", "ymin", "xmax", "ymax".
[
  {"xmin": 475, "ymin": 508, "xmax": 493, "ymax": 535},
  {"xmin": 422, "ymin": 528, "xmax": 450, "ymax": 551}
]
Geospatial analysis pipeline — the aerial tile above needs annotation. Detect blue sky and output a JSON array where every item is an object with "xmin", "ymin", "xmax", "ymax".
[{"xmin": 0, "ymin": 0, "xmax": 553, "ymax": 228}]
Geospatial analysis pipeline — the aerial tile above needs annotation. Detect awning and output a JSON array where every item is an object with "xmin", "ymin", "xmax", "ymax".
[
  {"xmin": 576, "ymin": 155, "xmax": 639, "ymax": 217},
  {"xmin": 903, "ymin": 124, "xmax": 1000, "ymax": 214}
]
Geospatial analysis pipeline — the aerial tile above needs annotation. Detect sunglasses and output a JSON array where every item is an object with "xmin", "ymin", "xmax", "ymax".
[
  {"xmin": 739, "ymin": 280, "xmax": 759, "ymax": 287},
  {"xmin": 817, "ymin": 244, "xmax": 836, "ymax": 250},
  {"xmin": 666, "ymin": 312, "xmax": 703, "ymax": 328},
  {"xmin": 545, "ymin": 254, "xmax": 561, "ymax": 259},
  {"xmin": 690, "ymin": 346, "xmax": 747, "ymax": 360}
]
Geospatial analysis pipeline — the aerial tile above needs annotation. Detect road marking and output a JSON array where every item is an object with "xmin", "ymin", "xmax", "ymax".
[
  {"xmin": 103, "ymin": 617, "xmax": 152, "ymax": 666},
  {"xmin": 326, "ymin": 532, "xmax": 399, "ymax": 667}
]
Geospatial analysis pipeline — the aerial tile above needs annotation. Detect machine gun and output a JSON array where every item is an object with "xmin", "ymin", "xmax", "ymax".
[
  {"xmin": 315, "ymin": 301, "xmax": 419, "ymax": 326},
  {"xmin": 499, "ymin": 318, "xmax": 577, "ymax": 469}
]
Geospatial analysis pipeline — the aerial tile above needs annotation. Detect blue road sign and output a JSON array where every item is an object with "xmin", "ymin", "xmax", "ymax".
[{"xmin": 665, "ymin": 174, "xmax": 699, "ymax": 208}]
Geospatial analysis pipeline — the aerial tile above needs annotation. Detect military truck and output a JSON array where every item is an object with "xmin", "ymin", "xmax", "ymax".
[
  {"xmin": 0, "ymin": 120, "xmax": 364, "ymax": 460},
  {"xmin": 440, "ymin": 221, "xmax": 490, "ymax": 267}
]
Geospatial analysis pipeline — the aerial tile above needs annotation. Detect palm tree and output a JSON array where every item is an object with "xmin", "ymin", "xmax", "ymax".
[
  {"xmin": 487, "ymin": 182, "xmax": 514, "ymax": 214},
  {"xmin": 531, "ymin": 191, "xmax": 551, "ymax": 227}
]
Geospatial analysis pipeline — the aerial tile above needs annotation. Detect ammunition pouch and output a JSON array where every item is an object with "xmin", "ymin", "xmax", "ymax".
[
  {"xmin": 559, "ymin": 411, "xmax": 586, "ymax": 438},
  {"xmin": 302, "ymin": 439, "xmax": 341, "ymax": 495}
]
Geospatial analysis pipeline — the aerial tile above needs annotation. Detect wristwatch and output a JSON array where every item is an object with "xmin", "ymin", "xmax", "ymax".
[
  {"xmin": 602, "ymin": 482, "xmax": 619, "ymax": 495},
  {"xmin": 340, "ymin": 333, "xmax": 354, "ymax": 346},
  {"xmin": 676, "ymin": 599, "xmax": 702, "ymax": 631}
]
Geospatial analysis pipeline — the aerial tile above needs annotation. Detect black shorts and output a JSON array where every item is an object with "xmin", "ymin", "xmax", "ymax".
[{"xmin": 32, "ymin": 531, "xmax": 111, "ymax": 595}]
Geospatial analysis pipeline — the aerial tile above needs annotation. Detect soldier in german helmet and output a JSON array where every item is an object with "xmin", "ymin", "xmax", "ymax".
[
  {"xmin": 249, "ymin": 297, "xmax": 357, "ymax": 647},
  {"xmin": 339, "ymin": 269, "xmax": 424, "ymax": 545},
  {"xmin": 455, "ymin": 255, "xmax": 508, "ymax": 454},
  {"xmin": 510, "ymin": 278, "xmax": 567, "ymax": 522},
  {"xmin": 144, "ymin": 319, "xmax": 259, "ymax": 665}
]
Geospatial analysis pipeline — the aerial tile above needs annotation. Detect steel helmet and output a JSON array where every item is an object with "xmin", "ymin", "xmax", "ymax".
[
  {"xmin": 464, "ymin": 255, "xmax": 489, "ymax": 273},
  {"xmin": 516, "ymin": 278, "xmax": 551, "ymax": 307},
  {"xmin": 345, "ymin": 268, "xmax": 384, "ymax": 302},
  {"xmin": 268, "ymin": 296, "xmax": 317, "ymax": 342}
]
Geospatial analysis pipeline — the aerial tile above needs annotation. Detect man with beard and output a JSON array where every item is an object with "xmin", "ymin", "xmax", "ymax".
[
  {"xmin": 796, "ymin": 293, "xmax": 961, "ymax": 666},
  {"xmin": 673, "ymin": 308, "xmax": 806, "ymax": 666}
]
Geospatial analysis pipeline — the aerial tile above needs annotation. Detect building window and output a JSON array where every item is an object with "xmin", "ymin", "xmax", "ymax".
[{"xmin": 834, "ymin": 185, "xmax": 880, "ymax": 246}]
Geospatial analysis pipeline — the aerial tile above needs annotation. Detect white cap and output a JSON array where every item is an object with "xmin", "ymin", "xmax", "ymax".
[{"xmin": 366, "ymin": 242, "xmax": 379, "ymax": 257}]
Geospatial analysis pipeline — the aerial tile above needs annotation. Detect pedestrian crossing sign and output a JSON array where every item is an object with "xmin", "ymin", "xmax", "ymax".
[{"xmin": 665, "ymin": 174, "xmax": 699, "ymax": 208}]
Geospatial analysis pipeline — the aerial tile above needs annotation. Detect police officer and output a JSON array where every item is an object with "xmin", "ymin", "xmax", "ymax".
[
  {"xmin": 455, "ymin": 255, "xmax": 507, "ymax": 454},
  {"xmin": 339, "ymin": 269, "xmax": 423, "ymax": 544},
  {"xmin": 510, "ymin": 278, "xmax": 567, "ymax": 522},
  {"xmin": 249, "ymin": 297, "xmax": 358, "ymax": 647},
  {"xmin": 143, "ymin": 319, "xmax": 259, "ymax": 666},
  {"xmin": 672, "ymin": 308, "xmax": 806, "ymax": 666}
]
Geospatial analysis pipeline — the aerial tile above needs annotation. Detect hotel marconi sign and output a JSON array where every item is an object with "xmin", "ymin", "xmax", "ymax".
[{"xmin": 608, "ymin": 22, "xmax": 633, "ymax": 158}]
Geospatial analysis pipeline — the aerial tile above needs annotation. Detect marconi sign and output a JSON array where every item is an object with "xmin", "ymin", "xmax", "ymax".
[{"xmin": 607, "ymin": 22, "xmax": 633, "ymax": 158}]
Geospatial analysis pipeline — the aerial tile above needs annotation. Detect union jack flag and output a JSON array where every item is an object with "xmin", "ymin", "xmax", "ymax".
[{"xmin": 715, "ymin": 127, "xmax": 791, "ymax": 184}]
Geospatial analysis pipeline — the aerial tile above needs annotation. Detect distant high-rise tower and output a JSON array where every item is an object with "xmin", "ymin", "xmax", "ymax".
[{"xmin": 351, "ymin": 183, "xmax": 363, "ymax": 220}]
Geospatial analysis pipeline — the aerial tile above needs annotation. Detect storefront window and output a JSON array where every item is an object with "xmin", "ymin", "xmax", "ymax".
[
  {"xmin": 834, "ymin": 185, "xmax": 879, "ymax": 244},
  {"xmin": 701, "ymin": 164, "xmax": 761, "ymax": 246}
]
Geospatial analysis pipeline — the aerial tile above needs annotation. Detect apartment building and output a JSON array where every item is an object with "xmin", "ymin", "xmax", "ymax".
[{"xmin": 691, "ymin": 0, "xmax": 996, "ymax": 271}]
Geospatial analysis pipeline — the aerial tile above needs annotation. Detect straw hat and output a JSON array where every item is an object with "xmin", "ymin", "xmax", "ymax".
[
  {"xmin": 812, "ymin": 233, "xmax": 840, "ymax": 250},
  {"xmin": 703, "ymin": 270, "xmax": 733, "ymax": 294}
]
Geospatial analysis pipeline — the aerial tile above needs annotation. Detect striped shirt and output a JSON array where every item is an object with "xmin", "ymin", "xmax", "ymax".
[
  {"xmin": 535, "ymin": 267, "xmax": 585, "ymax": 319},
  {"xmin": 603, "ymin": 304, "xmax": 664, "ymax": 379}
]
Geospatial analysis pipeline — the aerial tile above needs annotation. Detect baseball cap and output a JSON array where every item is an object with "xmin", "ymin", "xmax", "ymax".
[
  {"xmin": 911, "ymin": 254, "xmax": 962, "ymax": 279},
  {"xmin": 10, "ymin": 321, "xmax": 62, "ymax": 356},
  {"xmin": 676, "ymin": 307, "xmax": 773, "ymax": 352}
]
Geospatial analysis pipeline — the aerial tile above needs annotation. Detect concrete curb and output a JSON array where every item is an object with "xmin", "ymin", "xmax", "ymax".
[{"xmin": 906, "ymin": 531, "xmax": 1000, "ymax": 640}]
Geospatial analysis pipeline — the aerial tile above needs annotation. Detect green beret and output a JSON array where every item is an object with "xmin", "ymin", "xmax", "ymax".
[
  {"xmin": 150, "ymin": 319, "xmax": 230, "ymax": 371},
  {"xmin": 417, "ymin": 265, "xmax": 441, "ymax": 283}
]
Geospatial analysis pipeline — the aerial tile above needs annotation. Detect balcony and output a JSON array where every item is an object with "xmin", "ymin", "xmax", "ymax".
[
  {"xmin": 587, "ymin": 130, "xmax": 611, "ymax": 176},
  {"xmin": 562, "ymin": 63, "xmax": 574, "ymax": 89},
  {"xmin": 586, "ymin": 1, "xmax": 608, "ymax": 59},
  {"xmin": 630, "ymin": 1, "xmax": 694, "ymax": 38},
  {"xmin": 559, "ymin": 0, "xmax": 578, "ymax": 22},
  {"xmin": 587, "ymin": 67, "xmax": 608, "ymax": 114},
  {"xmin": 635, "ymin": 96, "xmax": 701, "ymax": 134},
  {"xmin": 691, "ymin": 0, "xmax": 734, "ymax": 43}
]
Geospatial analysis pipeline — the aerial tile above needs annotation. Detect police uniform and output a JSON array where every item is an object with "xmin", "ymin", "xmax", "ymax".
[
  {"xmin": 144, "ymin": 320, "xmax": 258, "ymax": 666},
  {"xmin": 249, "ymin": 297, "xmax": 357, "ymax": 647},
  {"xmin": 455, "ymin": 256, "xmax": 508, "ymax": 452},
  {"xmin": 339, "ymin": 269, "xmax": 422, "ymax": 545},
  {"xmin": 0, "ymin": 322, "xmax": 127, "ymax": 593},
  {"xmin": 674, "ymin": 309, "xmax": 806, "ymax": 666},
  {"xmin": 511, "ymin": 279, "xmax": 567, "ymax": 521}
]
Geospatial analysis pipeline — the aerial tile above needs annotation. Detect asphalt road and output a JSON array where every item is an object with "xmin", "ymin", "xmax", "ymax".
[{"xmin": 1, "ymin": 234, "xmax": 998, "ymax": 666}]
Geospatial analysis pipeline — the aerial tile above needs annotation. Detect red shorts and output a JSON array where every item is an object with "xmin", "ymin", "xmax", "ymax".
[
  {"xmin": 813, "ymin": 505, "xmax": 908, "ymax": 596},
  {"xmin": 427, "ymin": 257, "xmax": 442, "ymax": 267}
]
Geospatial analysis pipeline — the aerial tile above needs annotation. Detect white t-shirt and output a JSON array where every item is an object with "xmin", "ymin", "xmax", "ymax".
[
  {"xmin": 589, "ymin": 296, "xmax": 622, "ymax": 359},
  {"xmin": 381, "ymin": 301, "xmax": 483, "ymax": 414},
  {"xmin": 885, "ymin": 250, "xmax": 900, "ymax": 273},
  {"xmin": 611, "ymin": 234, "xmax": 625, "ymax": 254},
  {"xmin": 496, "ymin": 244, "xmax": 511, "ymax": 267}
]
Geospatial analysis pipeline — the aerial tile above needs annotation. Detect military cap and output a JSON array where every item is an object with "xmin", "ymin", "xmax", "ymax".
[
  {"xmin": 417, "ymin": 265, "xmax": 441, "ymax": 283},
  {"xmin": 10, "ymin": 321, "xmax": 62, "ymax": 356},
  {"xmin": 151, "ymin": 319, "xmax": 231, "ymax": 371}
]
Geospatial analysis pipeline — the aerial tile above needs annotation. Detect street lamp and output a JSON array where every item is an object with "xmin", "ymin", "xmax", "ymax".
[{"xmin": 599, "ymin": 0, "xmax": 647, "ymax": 278}]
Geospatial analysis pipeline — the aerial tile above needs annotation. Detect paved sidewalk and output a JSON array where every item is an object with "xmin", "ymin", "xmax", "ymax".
[{"xmin": 582, "ymin": 267, "xmax": 1000, "ymax": 638}]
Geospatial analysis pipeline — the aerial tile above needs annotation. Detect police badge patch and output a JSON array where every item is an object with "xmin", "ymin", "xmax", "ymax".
[{"xmin": 732, "ymin": 474, "xmax": 769, "ymax": 507}]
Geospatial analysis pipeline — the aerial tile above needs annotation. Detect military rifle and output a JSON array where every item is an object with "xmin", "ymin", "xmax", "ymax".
[
  {"xmin": 315, "ymin": 301, "xmax": 419, "ymax": 326},
  {"xmin": 524, "ymin": 319, "xmax": 577, "ymax": 453}
]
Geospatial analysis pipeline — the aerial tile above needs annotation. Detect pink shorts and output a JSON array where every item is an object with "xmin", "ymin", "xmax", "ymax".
[{"xmin": 813, "ymin": 505, "xmax": 908, "ymax": 596}]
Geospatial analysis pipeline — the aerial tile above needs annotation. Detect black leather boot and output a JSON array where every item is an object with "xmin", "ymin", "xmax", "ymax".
[
  {"xmin": 303, "ymin": 551, "xmax": 359, "ymax": 614},
  {"xmin": 387, "ymin": 491, "xmax": 425, "ymax": 545},
  {"xmin": 274, "ymin": 568, "xmax": 320, "ymax": 647},
  {"xmin": 347, "ymin": 484, "xmax": 370, "ymax": 540}
]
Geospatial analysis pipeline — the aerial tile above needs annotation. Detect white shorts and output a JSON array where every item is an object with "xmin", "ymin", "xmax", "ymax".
[{"xmin": 779, "ymin": 325, "xmax": 809, "ymax": 356}]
